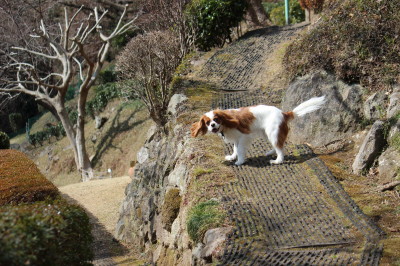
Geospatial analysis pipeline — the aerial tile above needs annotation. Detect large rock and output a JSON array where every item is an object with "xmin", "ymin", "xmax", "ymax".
[
  {"xmin": 95, "ymin": 115, "xmax": 107, "ymax": 129},
  {"xmin": 387, "ymin": 85, "xmax": 400, "ymax": 119},
  {"xmin": 363, "ymin": 91, "xmax": 388, "ymax": 120},
  {"xmin": 378, "ymin": 147, "xmax": 400, "ymax": 180},
  {"xmin": 282, "ymin": 70, "xmax": 365, "ymax": 147},
  {"xmin": 200, "ymin": 227, "xmax": 232, "ymax": 263},
  {"xmin": 352, "ymin": 120, "xmax": 387, "ymax": 175},
  {"xmin": 168, "ymin": 94, "xmax": 188, "ymax": 116}
]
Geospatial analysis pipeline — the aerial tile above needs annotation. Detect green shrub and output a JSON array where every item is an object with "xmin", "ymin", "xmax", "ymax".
[
  {"xmin": 98, "ymin": 65, "xmax": 117, "ymax": 84},
  {"xmin": 111, "ymin": 29, "xmax": 138, "ymax": 50},
  {"xmin": 270, "ymin": 1, "xmax": 305, "ymax": 26},
  {"xmin": 8, "ymin": 113, "xmax": 24, "ymax": 133},
  {"xmin": 262, "ymin": 2, "xmax": 282, "ymax": 16},
  {"xmin": 86, "ymin": 83, "xmax": 121, "ymax": 118},
  {"xmin": 0, "ymin": 149, "xmax": 93, "ymax": 265},
  {"xmin": 187, "ymin": 0, "xmax": 248, "ymax": 51},
  {"xmin": 0, "ymin": 131, "xmax": 10, "ymax": 149},
  {"xmin": 187, "ymin": 200, "xmax": 225, "ymax": 243},
  {"xmin": 68, "ymin": 109, "xmax": 79, "ymax": 125},
  {"xmin": 0, "ymin": 200, "xmax": 93, "ymax": 266},
  {"xmin": 284, "ymin": 0, "xmax": 400, "ymax": 91},
  {"xmin": 66, "ymin": 82, "xmax": 80, "ymax": 100}
]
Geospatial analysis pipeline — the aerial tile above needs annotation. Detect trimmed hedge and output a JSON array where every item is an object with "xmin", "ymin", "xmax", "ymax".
[
  {"xmin": 0, "ymin": 200, "xmax": 93, "ymax": 266},
  {"xmin": 0, "ymin": 150, "xmax": 59, "ymax": 205},
  {"xmin": 0, "ymin": 149, "xmax": 93, "ymax": 265}
]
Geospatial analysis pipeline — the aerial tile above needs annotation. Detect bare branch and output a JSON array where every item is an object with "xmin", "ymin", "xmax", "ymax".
[
  {"xmin": 73, "ymin": 57, "xmax": 84, "ymax": 81},
  {"xmin": 11, "ymin": 46, "xmax": 57, "ymax": 60}
]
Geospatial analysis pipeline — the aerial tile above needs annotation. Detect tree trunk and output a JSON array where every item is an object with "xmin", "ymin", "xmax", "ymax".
[
  {"xmin": 76, "ymin": 87, "xmax": 93, "ymax": 181},
  {"xmin": 245, "ymin": 0, "xmax": 269, "ymax": 26},
  {"xmin": 56, "ymin": 101, "xmax": 93, "ymax": 181}
]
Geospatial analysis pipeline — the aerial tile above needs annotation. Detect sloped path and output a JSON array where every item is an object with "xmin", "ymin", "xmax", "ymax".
[
  {"xmin": 202, "ymin": 25, "xmax": 384, "ymax": 265},
  {"xmin": 59, "ymin": 176, "xmax": 142, "ymax": 265}
]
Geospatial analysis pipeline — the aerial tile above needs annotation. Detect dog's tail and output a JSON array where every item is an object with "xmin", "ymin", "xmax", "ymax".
[{"xmin": 290, "ymin": 95, "xmax": 326, "ymax": 118}]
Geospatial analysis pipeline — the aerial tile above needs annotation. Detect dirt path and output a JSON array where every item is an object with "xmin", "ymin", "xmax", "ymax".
[{"xmin": 59, "ymin": 176, "xmax": 143, "ymax": 265}]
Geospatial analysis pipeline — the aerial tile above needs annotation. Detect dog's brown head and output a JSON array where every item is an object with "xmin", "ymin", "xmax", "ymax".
[{"xmin": 191, "ymin": 109, "xmax": 245, "ymax": 137}]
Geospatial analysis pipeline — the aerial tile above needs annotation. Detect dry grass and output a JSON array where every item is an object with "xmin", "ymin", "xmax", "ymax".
[{"xmin": 319, "ymin": 152, "xmax": 400, "ymax": 265}]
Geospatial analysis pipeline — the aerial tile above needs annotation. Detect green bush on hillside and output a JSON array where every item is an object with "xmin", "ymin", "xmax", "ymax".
[
  {"xmin": 98, "ymin": 65, "xmax": 117, "ymax": 84},
  {"xmin": 187, "ymin": 0, "xmax": 248, "ymax": 51},
  {"xmin": 0, "ymin": 131, "xmax": 10, "ymax": 149},
  {"xmin": 86, "ymin": 83, "xmax": 121, "ymax": 118},
  {"xmin": 284, "ymin": 0, "xmax": 400, "ymax": 90}
]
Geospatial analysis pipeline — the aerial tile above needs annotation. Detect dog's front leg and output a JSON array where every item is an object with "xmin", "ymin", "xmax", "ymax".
[
  {"xmin": 235, "ymin": 138, "xmax": 249, "ymax": 166},
  {"xmin": 225, "ymin": 142, "xmax": 238, "ymax": 161}
]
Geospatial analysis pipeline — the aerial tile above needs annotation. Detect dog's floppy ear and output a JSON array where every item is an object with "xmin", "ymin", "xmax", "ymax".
[
  {"xmin": 214, "ymin": 110, "xmax": 239, "ymax": 129},
  {"xmin": 191, "ymin": 116, "xmax": 208, "ymax": 137}
]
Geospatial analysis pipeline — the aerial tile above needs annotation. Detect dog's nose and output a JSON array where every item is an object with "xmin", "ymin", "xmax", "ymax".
[{"xmin": 211, "ymin": 123, "xmax": 215, "ymax": 128}]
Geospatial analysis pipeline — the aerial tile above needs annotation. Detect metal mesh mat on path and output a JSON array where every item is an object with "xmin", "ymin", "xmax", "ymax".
[
  {"xmin": 212, "ymin": 92, "xmax": 384, "ymax": 265},
  {"xmin": 199, "ymin": 25, "xmax": 303, "ymax": 92}
]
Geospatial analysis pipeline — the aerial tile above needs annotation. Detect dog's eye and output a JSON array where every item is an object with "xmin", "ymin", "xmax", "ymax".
[
  {"xmin": 206, "ymin": 121, "xmax": 210, "ymax": 126},
  {"xmin": 214, "ymin": 118, "xmax": 219, "ymax": 123}
]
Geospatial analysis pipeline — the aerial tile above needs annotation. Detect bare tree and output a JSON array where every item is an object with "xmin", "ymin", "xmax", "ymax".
[
  {"xmin": 0, "ymin": 5, "xmax": 137, "ymax": 180},
  {"xmin": 140, "ymin": 0, "xmax": 193, "ymax": 59},
  {"xmin": 116, "ymin": 31, "xmax": 182, "ymax": 128}
]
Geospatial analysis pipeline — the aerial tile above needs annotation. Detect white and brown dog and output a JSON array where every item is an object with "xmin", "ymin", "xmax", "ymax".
[{"xmin": 191, "ymin": 96, "xmax": 326, "ymax": 165}]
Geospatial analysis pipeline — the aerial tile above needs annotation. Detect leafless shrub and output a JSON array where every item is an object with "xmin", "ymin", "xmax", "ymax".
[{"xmin": 116, "ymin": 30, "xmax": 182, "ymax": 127}]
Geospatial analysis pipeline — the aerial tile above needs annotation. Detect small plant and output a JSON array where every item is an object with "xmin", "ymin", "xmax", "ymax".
[
  {"xmin": 187, "ymin": 200, "xmax": 225, "ymax": 243},
  {"xmin": 0, "ymin": 132, "xmax": 10, "ymax": 149},
  {"xmin": 193, "ymin": 167, "xmax": 214, "ymax": 177}
]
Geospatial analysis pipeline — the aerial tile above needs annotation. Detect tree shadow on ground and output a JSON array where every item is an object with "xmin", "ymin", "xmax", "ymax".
[
  {"xmin": 91, "ymin": 103, "xmax": 147, "ymax": 168},
  {"xmin": 60, "ymin": 193, "xmax": 131, "ymax": 264}
]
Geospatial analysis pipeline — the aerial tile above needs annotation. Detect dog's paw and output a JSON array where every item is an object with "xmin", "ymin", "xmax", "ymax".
[
  {"xmin": 225, "ymin": 154, "xmax": 237, "ymax": 161},
  {"xmin": 235, "ymin": 160, "xmax": 245, "ymax": 166},
  {"xmin": 269, "ymin": 159, "xmax": 283, "ymax": 165}
]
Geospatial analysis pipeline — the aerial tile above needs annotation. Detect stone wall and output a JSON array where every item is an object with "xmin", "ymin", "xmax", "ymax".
[{"xmin": 115, "ymin": 95, "xmax": 196, "ymax": 265}]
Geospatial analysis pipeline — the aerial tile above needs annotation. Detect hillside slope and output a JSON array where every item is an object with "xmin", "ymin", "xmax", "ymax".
[{"xmin": 115, "ymin": 23, "xmax": 396, "ymax": 265}]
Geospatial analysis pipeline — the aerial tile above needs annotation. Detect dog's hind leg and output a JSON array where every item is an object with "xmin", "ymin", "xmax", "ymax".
[
  {"xmin": 266, "ymin": 149, "xmax": 276, "ymax": 156},
  {"xmin": 269, "ymin": 146, "xmax": 284, "ymax": 164},
  {"xmin": 266, "ymin": 122, "xmax": 288, "ymax": 164}
]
